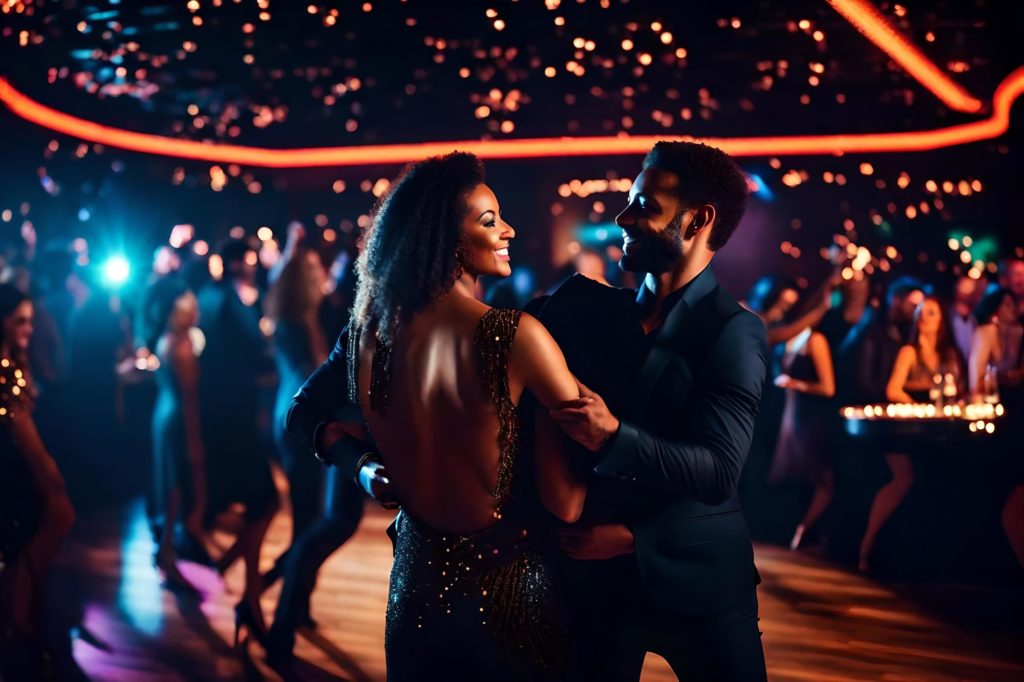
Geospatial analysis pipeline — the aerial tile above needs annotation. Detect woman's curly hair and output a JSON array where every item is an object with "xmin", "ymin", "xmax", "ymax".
[{"xmin": 351, "ymin": 151, "xmax": 485, "ymax": 346}]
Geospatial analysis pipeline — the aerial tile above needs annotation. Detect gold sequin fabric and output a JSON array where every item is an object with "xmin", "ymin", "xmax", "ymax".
[
  {"xmin": 347, "ymin": 325, "xmax": 395, "ymax": 415},
  {"xmin": 473, "ymin": 308, "xmax": 521, "ymax": 516},
  {"xmin": 383, "ymin": 308, "xmax": 570, "ymax": 680},
  {"xmin": 0, "ymin": 356, "xmax": 32, "ymax": 423},
  {"xmin": 0, "ymin": 356, "xmax": 41, "ymax": 567},
  {"xmin": 386, "ymin": 512, "xmax": 569, "ymax": 681}
]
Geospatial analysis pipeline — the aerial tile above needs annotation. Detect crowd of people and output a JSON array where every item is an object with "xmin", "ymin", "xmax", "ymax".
[
  {"xmin": 0, "ymin": 222, "xmax": 364, "ymax": 676},
  {"xmin": 740, "ymin": 260, "xmax": 1024, "ymax": 575},
  {"xmin": 1, "ymin": 144, "xmax": 1022, "ymax": 679}
]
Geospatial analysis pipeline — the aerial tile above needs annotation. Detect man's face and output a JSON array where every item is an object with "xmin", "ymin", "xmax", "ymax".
[
  {"xmin": 1003, "ymin": 260, "xmax": 1024, "ymax": 301},
  {"xmin": 614, "ymin": 168, "xmax": 691, "ymax": 274},
  {"xmin": 954, "ymin": 276, "xmax": 980, "ymax": 305}
]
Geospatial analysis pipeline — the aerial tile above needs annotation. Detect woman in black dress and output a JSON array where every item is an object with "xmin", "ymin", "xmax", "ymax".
[
  {"xmin": 196, "ymin": 238, "xmax": 279, "ymax": 644},
  {"xmin": 288, "ymin": 152, "xmax": 587, "ymax": 680},
  {"xmin": 143, "ymin": 276, "xmax": 208, "ymax": 593},
  {"xmin": 0, "ymin": 283, "xmax": 75, "ymax": 678},
  {"xmin": 769, "ymin": 326, "xmax": 836, "ymax": 550}
]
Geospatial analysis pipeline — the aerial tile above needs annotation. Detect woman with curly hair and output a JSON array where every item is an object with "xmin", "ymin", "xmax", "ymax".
[{"xmin": 287, "ymin": 152, "xmax": 585, "ymax": 680}]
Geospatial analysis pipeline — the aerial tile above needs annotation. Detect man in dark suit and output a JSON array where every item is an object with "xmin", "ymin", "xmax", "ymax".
[
  {"xmin": 544, "ymin": 141, "xmax": 768, "ymax": 681},
  {"xmin": 288, "ymin": 141, "xmax": 768, "ymax": 680}
]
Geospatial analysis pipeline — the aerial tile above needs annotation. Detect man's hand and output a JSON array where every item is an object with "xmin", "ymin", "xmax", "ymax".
[
  {"xmin": 358, "ymin": 460, "xmax": 398, "ymax": 509},
  {"xmin": 558, "ymin": 524, "xmax": 635, "ymax": 560},
  {"xmin": 316, "ymin": 421, "xmax": 371, "ymax": 463},
  {"xmin": 549, "ymin": 379, "xmax": 620, "ymax": 452}
]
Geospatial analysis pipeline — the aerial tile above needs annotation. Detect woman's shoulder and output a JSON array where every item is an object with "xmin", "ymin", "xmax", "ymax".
[
  {"xmin": 156, "ymin": 333, "xmax": 194, "ymax": 363},
  {"xmin": 895, "ymin": 344, "xmax": 918, "ymax": 363},
  {"xmin": 974, "ymin": 321, "xmax": 999, "ymax": 338}
]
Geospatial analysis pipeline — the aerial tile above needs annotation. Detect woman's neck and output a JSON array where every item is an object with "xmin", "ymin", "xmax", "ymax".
[
  {"xmin": 917, "ymin": 332, "xmax": 939, "ymax": 356},
  {"xmin": 449, "ymin": 272, "xmax": 479, "ymax": 302}
]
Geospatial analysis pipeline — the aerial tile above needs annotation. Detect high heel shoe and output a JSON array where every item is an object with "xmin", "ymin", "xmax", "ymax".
[
  {"xmin": 233, "ymin": 599, "xmax": 268, "ymax": 649},
  {"xmin": 154, "ymin": 550, "xmax": 201, "ymax": 596},
  {"xmin": 263, "ymin": 624, "xmax": 295, "ymax": 667}
]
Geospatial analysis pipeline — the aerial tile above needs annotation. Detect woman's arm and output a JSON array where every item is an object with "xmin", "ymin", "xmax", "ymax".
[
  {"xmin": 7, "ymin": 411, "xmax": 76, "ymax": 564},
  {"xmin": 886, "ymin": 345, "xmax": 917, "ymax": 403},
  {"xmin": 767, "ymin": 301, "xmax": 828, "ymax": 346},
  {"xmin": 510, "ymin": 313, "xmax": 587, "ymax": 523},
  {"xmin": 785, "ymin": 332, "xmax": 836, "ymax": 398},
  {"xmin": 766, "ymin": 278, "xmax": 835, "ymax": 346},
  {"xmin": 968, "ymin": 325, "xmax": 995, "ymax": 396}
]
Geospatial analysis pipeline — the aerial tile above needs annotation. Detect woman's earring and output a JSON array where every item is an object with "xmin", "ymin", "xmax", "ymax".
[{"xmin": 454, "ymin": 250, "xmax": 465, "ymax": 279}]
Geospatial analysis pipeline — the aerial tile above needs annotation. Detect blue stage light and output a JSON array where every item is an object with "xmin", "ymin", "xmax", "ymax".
[
  {"xmin": 748, "ymin": 173, "xmax": 774, "ymax": 201},
  {"xmin": 102, "ymin": 255, "xmax": 131, "ymax": 286}
]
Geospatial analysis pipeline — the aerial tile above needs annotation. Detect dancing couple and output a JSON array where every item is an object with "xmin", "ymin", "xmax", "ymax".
[{"xmin": 288, "ymin": 141, "xmax": 769, "ymax": 681}]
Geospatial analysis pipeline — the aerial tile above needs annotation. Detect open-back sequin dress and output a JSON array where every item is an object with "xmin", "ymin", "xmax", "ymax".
[{"xmin": 362, "ymin": 308, "xmax": 572, "ymax": 682}]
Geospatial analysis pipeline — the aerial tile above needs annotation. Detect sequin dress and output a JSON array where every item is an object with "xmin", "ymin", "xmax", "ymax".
[
  {"xmin": 367, "ymin": 308, "xmax": 571, "ymax": 682},
  {"xmin": 0, "ymin": 357, "xmax": 43, "ymax": 568}
]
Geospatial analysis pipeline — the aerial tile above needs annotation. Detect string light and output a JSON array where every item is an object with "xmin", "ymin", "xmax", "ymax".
[{"xmin": 3, "ymin": 66, "xmax": 1022, "ymax": 166}]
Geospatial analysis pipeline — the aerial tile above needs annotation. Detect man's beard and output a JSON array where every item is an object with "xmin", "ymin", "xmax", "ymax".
[{"xmin": 619, "ymin": 209, "xmax": 686, "ymax": 274}]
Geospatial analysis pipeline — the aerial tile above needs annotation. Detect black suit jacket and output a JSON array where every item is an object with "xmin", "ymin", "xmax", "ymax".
[
  {"xmin": 285, "ymin": 326, "xmax": 374, "ymax": 482},
  {"xmin": 538, "ymin": 267, "xmax": 767, "ymax": 615}
]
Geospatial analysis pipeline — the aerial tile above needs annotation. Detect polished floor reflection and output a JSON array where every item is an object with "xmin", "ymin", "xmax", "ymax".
[{"xmin": 49, "ymin": 498, "xmax": 1024, "ymax": 681}]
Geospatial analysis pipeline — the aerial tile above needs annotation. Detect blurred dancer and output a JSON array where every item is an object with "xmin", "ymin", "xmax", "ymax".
[
  {"xmin": 197, "ymin": 238, "xmax": 278, "ymax": 645},
  {"xmin": 970, "ymin": 284, "xmax": 1024, "ymax": 570},
  {"xmin": 266, "ymin": 225, "xmax": 329, "ymax": 558},
  {"xmin": 860, "ymin": 296, "xmax": 962, "ymax": 571},
  {"xmin": 143, "ymin": 277, "xmax": 208, "ymax": 594},
  {"xmin": 770, "ymin": 325, "xmax": 836, "ymax": 550},
  {"xmin": 0, "ymin": 283, "xmax": 75, "ymax": 679}
]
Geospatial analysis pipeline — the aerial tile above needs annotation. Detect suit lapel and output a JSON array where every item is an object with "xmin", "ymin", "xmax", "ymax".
[
  {"xmin": 636, "ymin": 298, "xmax": 692, "ymax": 404},
  {"xmin": 635, "ymin": 267, "xmax": 720, "ymax": 407}
]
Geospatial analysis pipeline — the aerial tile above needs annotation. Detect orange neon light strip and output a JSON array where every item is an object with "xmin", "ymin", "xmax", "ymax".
[
  {"xmin": 2, "ymin": 69, "xmax": 1022, "ymax": 167},
  {"xmin": 827, "ymin": 0, "xmax": 983, "ymax": 113}
]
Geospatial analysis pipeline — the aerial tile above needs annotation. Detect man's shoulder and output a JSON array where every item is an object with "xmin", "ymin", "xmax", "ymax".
[
  {"xmin": 550, "ymin": 273, "xmax": 635, "ymax": 301},
  {"xmin": 540, "ymin": 274, "xmax": 635, "ymax": 323},
  {"xmin": 710, "ymin": 286, "xmax": 764, "ymax": 336}
]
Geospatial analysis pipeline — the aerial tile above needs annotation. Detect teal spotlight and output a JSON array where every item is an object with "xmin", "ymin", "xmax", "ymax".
[{"xmin": 102, "ymin": 254, "xmax": 131, "ymax": 287}]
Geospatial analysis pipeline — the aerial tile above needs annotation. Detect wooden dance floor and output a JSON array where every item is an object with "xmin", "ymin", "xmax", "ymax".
[{"xmin": 51, "ymin": 498, "xmax": 1024, "ymax": 681}]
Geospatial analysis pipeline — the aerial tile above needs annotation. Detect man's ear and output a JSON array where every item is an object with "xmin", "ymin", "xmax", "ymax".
[{"xmin": 687, "ymin": 205, "xmax": 716, "ymax": 239}]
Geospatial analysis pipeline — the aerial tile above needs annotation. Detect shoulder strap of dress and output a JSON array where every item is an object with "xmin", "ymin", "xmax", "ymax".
[
  {"xmin": 473, "ymin": 308, "xmax": 521, "ymax": 403},
  {"xmin": 473, "ymin": 308, "xmax": 522, "ymax": 516}
]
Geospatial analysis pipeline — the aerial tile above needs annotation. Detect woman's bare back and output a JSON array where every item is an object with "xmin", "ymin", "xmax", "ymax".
[{"xmin": 357, "ymin": 296, "xmax": 520, "ymax": 534}]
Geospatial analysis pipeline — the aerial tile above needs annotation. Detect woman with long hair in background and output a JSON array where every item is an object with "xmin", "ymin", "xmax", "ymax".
[
  {"xmin": 859, "ymin": 296, "xmax": 963, "ymax": 571},
  {"xmin": 143, "ymin": 276, "xmax": 208, "ymax": 594},
  {"xmin": 264, "ymin": 225, "xmax": 330, "ymax": 586},
  {"xmin": 0, "ymin": 283, "xmax": 75, "ymax": 679}
]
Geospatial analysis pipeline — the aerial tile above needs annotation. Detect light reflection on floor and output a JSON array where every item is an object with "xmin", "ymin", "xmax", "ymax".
[{"xmin": 116, "ymin": 499, "xmax": 165, "ymax": 637}]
